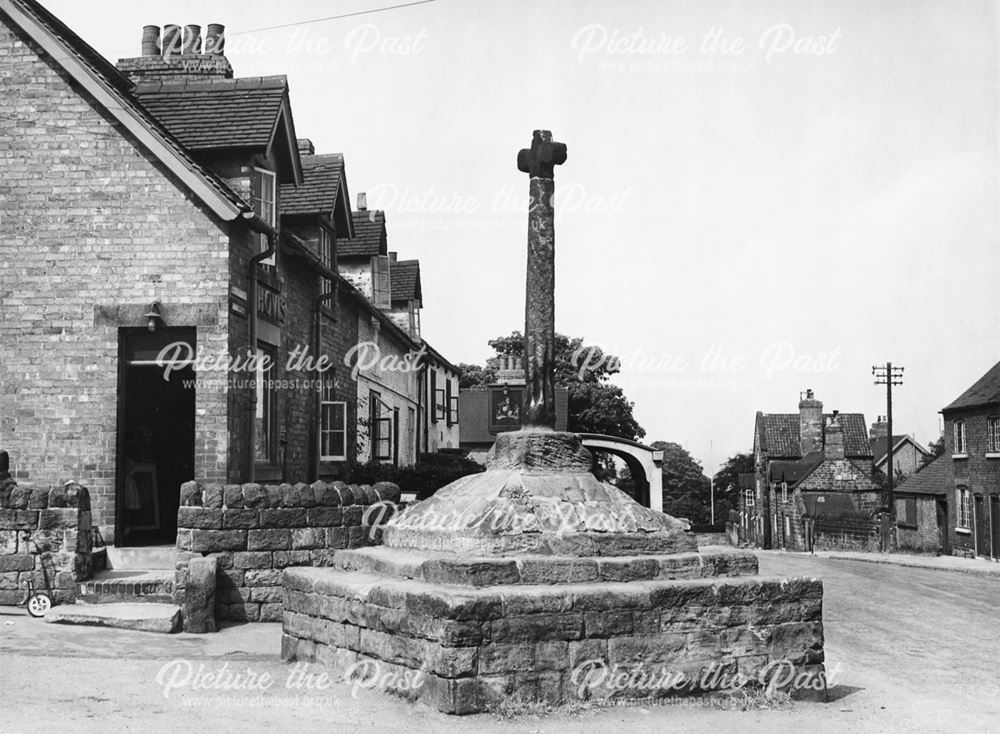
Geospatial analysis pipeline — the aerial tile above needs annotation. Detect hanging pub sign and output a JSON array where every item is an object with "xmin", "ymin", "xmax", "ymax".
[{"xmin": 489, "ymin": 386, "xmax": 522, "ymax": 434}]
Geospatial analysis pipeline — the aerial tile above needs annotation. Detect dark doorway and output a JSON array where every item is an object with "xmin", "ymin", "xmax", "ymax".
[
  {"xmin": 116, "ymin": 328, "xmax": 196, "ymax": 547},
  {"xmin": 991, "ymin": 496, "xmax": 999, "ymax": 560},
  {"xmin": 936, "ymin": 498, "xmax": 950, "ymax": 555},
  {"xmin": 975, "ymin": 494, "xmax": 989, "ymax": 558}
]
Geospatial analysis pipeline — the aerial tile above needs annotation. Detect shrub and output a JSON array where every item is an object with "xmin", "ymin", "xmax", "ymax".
[{"xmin": 346, "ymin": 453, "xmax": 484, "ymax": 500}]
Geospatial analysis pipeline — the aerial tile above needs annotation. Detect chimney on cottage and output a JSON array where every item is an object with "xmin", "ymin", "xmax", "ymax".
[
  {"xmin": 870, "ymin": 416, "xmax": 888, "ymax": 441},
  {"xmin": 357, "ymin": 193, "xmax": 368, "ymax": 211},
  {"xmin": 297, "ymin": 139, "xmax": 315, "ymax": 157},
  {"xmin": 117, "ymin": 22, "xmax": 233, "ymax": 83},
  {"xmin": 799, "ymin": 388, "xmax": 824, "ymax": 455},
  {"xmin": 388, "ymin": 251, "xmax": 397, "ymax": 264},
  {"xmin": 825, "ymin": 410, "xmax": 845, "ymax": 459}
]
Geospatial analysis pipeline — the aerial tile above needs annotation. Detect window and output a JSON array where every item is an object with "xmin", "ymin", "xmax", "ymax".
[
  {"xmin": 781, "ymin": 481, "xmax": 788, "ymax": 504},
  {"xmin": 408, "ymin": 301, "xmax": 421, "ymax": 338},
  {"xmin": 957, "ymin": 487, "xmax": 972, "ymax": 529},
  {"xmin": 429, "ymin": 371, "xmax": 437, "ymax": 424},
  {"xmin": 434, "ymin": 388, "xmax": 447, "ymax": 422},
  {"xmin": 988, "ymin": 417, "xmax": 1000, "ymax": 453},
  {"xmin": 954, "ymin": 420, "xmax": 967, "ymax": 454},
  {"xmin": 318, "ymin": 228, "xmax": 333, "ymax": 294},
  {"xmin": 319, "ymin": 376, "xmax": 346, "ymax": 461},
  {"xmin": 448, "ymin": 395, "xmax": 460, "ymax": 426},
  {"xmin": 744, "ymin": 488, "xmax": 755, "ymax": 508},
  {"xmin": 371, "ymin": 255, "xmax": 390, "ymax": 308},
  {"xmin": 251, "ymin": 168, "xmax": 276, "ymax": 268},
  {"xmin": 254, "ymin": 345, "xmax": 277, "ymax": 465},
  {"xmin": 899, "ymin": 497, "xmax": 917, "ymax": 527},
  {"xmin": 406, "ymin": 407, "xmax": 416, "ymax": 462},
  {"xmin": 445, "ymin": 378, "xmax": 453, "ymax": 427},
  {"xmin": 369, "ymin": 390, "xmax": 392, "ymax": 461}
]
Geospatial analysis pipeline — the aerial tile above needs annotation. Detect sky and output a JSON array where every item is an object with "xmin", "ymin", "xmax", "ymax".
[{"xmin": 44, "ymin": 0, "xmax": 1000, "ymax": 474}]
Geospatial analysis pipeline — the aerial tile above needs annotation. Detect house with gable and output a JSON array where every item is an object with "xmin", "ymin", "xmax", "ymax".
[
  {"xmin": 744, "ymin": 389, "xmax": 880, "ymax": 550},
  {"xmin": 868, "ymin": 416, "xmax": 930, "ymax": 484}
]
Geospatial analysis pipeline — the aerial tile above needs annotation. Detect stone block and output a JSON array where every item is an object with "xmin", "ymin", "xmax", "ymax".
[
  {"xmin": 28, "ymin": 488, "xmax": 49, "ymax": 510},
  {"xmin": 314, "ymin": 482, "xmax": 341, "ymax": 506},
  {"xmin": 241, "ymin": 483, "xmax": 268, "ymax": 509},
  {"xmin": 608, "ymin": 634, "xmax": 687, "ymax": 665},
  {"xmin": 222, "ymin": 509, "xmax": 260, "ymax": 530},
  {"xmin": 203, "ymin": 483, "xmax": 224, "ymax": 509},
  {"xmin": 597, "ymin": 557, "xmax": 660, "ymax": 582},
  {"xmin": 177, "ymin": 507, "xmax": 222, "ymax": 530},
  {"xmin": 191, "ymin": 529, "xmax": 247, "ymax": 553},
  {"xmin": 491, "ymin": 613, "xmax": 584, "ymax": 642},
  {"xmin": 266, "ymin": 485, "xmax": 284, "ymax": 509},
  {"xmin": 292, "ymin": 528, "xmax": 325, "ymax": 550},
  {"xmin": 182, "ymin": 556, "xmax": 217, "ymax": 633},
  {"xmin": 325, "ymin": 527, "xmax": 349, "ymax": 549},
  {"xmin": 248, "ymin": 585, "xmax": 284, "ymax": 604},
  {"xmin": 245, "ymin": 569, "xmax": 283, "ymax": 586},
  {"xmin": 216, "ymin": 602, "xmax": 260, "ymax": 623},
  {"xmin": 306, "ymin": 507, "xmax": 342, "ymax": 527},
  {"xmin": 422, "ymin": 558, "xmax": 520, "ymax": 587},
  {"xmin": 584, "ymin": 610, "xmax": 633, "ymax": 638},
  {"xmin": 260, "ymin": 602, "xmax": 284, "ymax": 622},
  {"xmin": 233, "ymin": 551, "xmax": 272, "ymax": 569},
  {"xmin": 0, "ymin": 554, "xmax": 33, "ymax": 572},
  {"xmin": 179, "ymin": 481, "xmax": 202, "ymax": 507},
  {"xmin": 7, "ymin": 486, "xmax": 30, "ymax": 509},
  {"xmin": 342, "ymin": 506, "xmax": 363, "ymax": 526},
  {"xmin": 296, "ymin": 483, "xmax": 316, "ymax": 507},
  {"xmin": 248, "ymin": 528, "xmax": 291, "ymax": 551},
  {"xmin": 517, "ymin": 557, "xmax": 599, "ymax": 585},
  {"xmin": 499, "ymin": 587, "xmax": 573, "ymax": 615},
  {"xmin": 259, "ymin": 509, "xmax": 307, "ymax": 528},
  {"xmin": 478, "ymin": 643, "xmax": 534, "ymax": 675},
  {"xmin": 373, "ymin": 482, "xmax": 401, "ymax": 504},
  {"xmin": 347, "ymin": 525, "xmax": 369, "ymax": 548},
  {"xmin": 280, "ymin": 483, "xmax": 300, "ymax": 507},
  {"xmin": 37, "ymin": 509, "xmax": 76, "ymax": 531},
  {"xmin": 223, "ymin": 484, "xmax": 244, "ymax": 509},
  {"xmin": 272, "ymin": 550, "xmax": 312, "ymax": 568},
  {"xmin": 216, "ymin": 585, "xmax": 251, "ymax": 604}
]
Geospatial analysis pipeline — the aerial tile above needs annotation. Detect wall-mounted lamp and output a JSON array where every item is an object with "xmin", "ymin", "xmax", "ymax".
[{"xmin": 144, "ymin": 301, "xmax": 163, "ymax": 332}]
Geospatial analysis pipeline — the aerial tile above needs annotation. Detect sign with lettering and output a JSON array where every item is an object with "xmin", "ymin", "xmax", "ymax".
[
  {"xmin": 489, "ymin": 386, "xmax": 522, "ymax": 434},
  {"xmin": 257, "ymin": 287, "xmax": 287, "ymax": 324}
]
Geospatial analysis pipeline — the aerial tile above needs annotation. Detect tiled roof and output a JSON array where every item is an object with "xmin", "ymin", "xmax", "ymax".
[
  {"xmin": 280, "ymin": 154, "xmax": 343, "ymax": 217},
  {"xmin": 758, "ymin": 413, "xmax": 872, "ymax": 458},
  {"xmin": 943, "ymin": 360, "xmax": 1000, "ymax": 412},
  {"xmin": 738, "ymin": 473, "xmax": 755, "ymax": 490},
  {"xmin": 896, "ymin": 455, "xmax": 951, "ymax": 496},
  {"xmin": 132, "ymin": 77, "xmax": 288, "ymax": 150},
  {"xmin": 801, "ymin": 493, "xmax": 874, "ymax": 520},
  {"xmin": 7, "ymin": 0, "xmax": 249, "ymax": 217},
  {"xmin": 341, "ymin": 211, "xmax": 386, "ymax": 257},
  {"xmin": 390, "ymin": 259, "xmax": 420, "ymax": 302},
  {"xmin": 768, "ymin": 451, "xmax": 825, "ymax": 486}
]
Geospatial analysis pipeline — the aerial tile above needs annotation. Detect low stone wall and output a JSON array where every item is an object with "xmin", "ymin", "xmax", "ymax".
[
  {"xmin": 174, "ymin": 480, "xmax": 399, "ymax": 623},
  {"xmin": 281, "ymin": 561, "xmax": 825, "ymax": 714},
  {"xmin": 0, "ymin": 479, "xmax": 93, "ymax": 605}
]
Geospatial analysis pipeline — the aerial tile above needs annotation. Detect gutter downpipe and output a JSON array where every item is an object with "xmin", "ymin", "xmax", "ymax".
[{"xmin": 244, "ymin": 212, "xmax": 277, "ymax": 484}]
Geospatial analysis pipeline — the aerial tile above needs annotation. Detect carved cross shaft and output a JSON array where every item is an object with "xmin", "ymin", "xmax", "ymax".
[{"xmin": 517, "ymin": 130, "xmax": 566, "ymax": 429}]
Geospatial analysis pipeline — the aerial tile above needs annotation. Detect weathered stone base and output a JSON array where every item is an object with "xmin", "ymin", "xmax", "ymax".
[{"xmin": 281, "ymin": 563, "xmax": 825, "ymax": 714}]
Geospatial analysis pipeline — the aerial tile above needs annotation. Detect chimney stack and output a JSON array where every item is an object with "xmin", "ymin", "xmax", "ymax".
[
  {"xmin": 388, "ymin": 251, "xmax": 397, "ymax": 264},
  {"xmin": 141, "ymin": 26, "xmax": 161, "ymax": 56},
  {"xmin": 117, "ymin": 22, "xmax": 233, "ymax": 82},
  {"xmin": 869, "ymin": 416, "xmax": 888, "ymax": 441},
  {"xmin": 798, "ymin": 388, "xmax": 824, "ymax": 456},
  {"xmin": 825, "ymin": 410, "xmax": 845, "ymax": 459},
  {"xmin": 358, "ymin": 192, "xmax": 367, "ymax": 211},
  {"xmin": 297, "ymin": 138, "xmax": 315, "ymax": 157}
]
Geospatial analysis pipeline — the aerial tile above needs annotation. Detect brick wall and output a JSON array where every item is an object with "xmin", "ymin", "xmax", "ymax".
[
  {"xmin": 0, "ymin": 479, "xmax": 93, "ymax": 605},
  {"xmin": 174, "ymin": 479, "xmax": 399, "ymax": 622},
  {"xmin": 895, "ymin": 495, "xmax": 940, "ymax": 552},
  {"xmin": 944, "ymin": 406, "xmax": 1000, "ymax": 558},
  {"xmin": 0, "ymin": 17, "xmax": 233, "ymax": 537}
]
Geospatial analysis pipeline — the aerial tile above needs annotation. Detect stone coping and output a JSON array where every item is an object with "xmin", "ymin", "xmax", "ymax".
[
  {"xmin": 0, "ymin": 480, "xmax": 91, "ymax": 510},
  {"xmin": 332, "ymin": 546, "xmax": 758, "ymax": 587},
  {"xmin": 179, "ymin": 480, "xmax": 400, "ymax": 509}
]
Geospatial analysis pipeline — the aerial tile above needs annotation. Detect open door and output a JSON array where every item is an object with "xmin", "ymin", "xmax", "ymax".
[
  {"xmin": 975, "ymin": 494, "xmax": 990, "ymax": 558},
  {"xmin": 936, "ymin": 498, "xmax": 950, "ymax": 555},
  {"xmin": 116, "ymin": 328, "xmax": 196, "ymax": 547}
]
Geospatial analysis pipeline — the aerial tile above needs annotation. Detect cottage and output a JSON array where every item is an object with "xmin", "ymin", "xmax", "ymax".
[
  {"xmin": 893, "ymin": 455, "xmax": 950, "ymax": 554},
  {"xmin": 869, "ymin": 416, "xmax": 930, "ymax": 483},
  {"xmin": 940, "ymin": 359, "xmax": 1000, "ymax": 559}
]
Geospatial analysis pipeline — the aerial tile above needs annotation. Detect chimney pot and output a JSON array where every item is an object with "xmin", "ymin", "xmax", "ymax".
[
  {"xmin": 162, "ymin": 24, "xmax": 182, "ymax": 58},
  {"xmin": 358, "ymin": 192, "xmax": 367, "ymax": 211},
  {"xmin": 182, "ymin": 24, "xmax": 202, "ymax": 55},
  {"xmin": 141, "ymin": 25, "xmax": 161, "ymax": 57},
  {"xmin": 205, "ymin": 23, "xmax": 225, "ymax": 55},
  {"xmin": 388, "ymin": 251, "xmax": 397, "ymax": 263}
]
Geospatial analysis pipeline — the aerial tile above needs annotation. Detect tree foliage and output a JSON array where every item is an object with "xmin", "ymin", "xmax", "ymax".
[{"xmin": 652, "ymin": 441, "xmax": 714, "ymax": 527}]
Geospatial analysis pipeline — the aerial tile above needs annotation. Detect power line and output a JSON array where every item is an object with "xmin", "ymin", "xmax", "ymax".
[{"xmin": 230, "ymin": 0, "xmax": 436, "ymax": 36}]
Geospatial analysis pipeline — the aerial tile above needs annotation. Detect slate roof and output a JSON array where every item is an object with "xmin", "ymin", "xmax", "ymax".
[
  {"xmin": 132, "ymin": 77, "xmax": 289, "ymax": 150},
  {"xmin": 390, "ymin": 260, "xmax": 421, "ymax": 302},
  {"xmin": 757, "ymin": 413, "xmax": 872, "ymax": 458},
  {"xmin": 943, "ymin": 360, "xmax": 1000, "ymax": 412},
  {"xmin": 896, "ymin": 455, "xmax": 951, "ymax": 496},
  {"xmin": 280, "ymin": 154, "xmax": 344, "ymax": 217},
  {"xmin": 6, "ymin": 0, "xmax": 249, "ymax": 217},
  {"xmin": 341, "ymin": 211, "xmax": 386, "ymax": 257},
  {"xmin": 801, "ymin": 493, "xmax": 875, "ymax": 520}
]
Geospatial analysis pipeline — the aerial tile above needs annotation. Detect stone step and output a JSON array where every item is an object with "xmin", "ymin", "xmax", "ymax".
[
  {"xmin": 105, "ymin": 545, "xmax": 176, "ymax": 570},
  {"xmin": 45, "ymin": 602, "xmax": 181, "ymax": 633},
  {"xmin": 78, "ymin": 569, "xmax": 175, "ymax": 604}
]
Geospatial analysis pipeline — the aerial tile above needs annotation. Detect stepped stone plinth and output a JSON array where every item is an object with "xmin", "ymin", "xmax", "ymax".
[{"xmin": 281, "ymin": 431, "xmax": 826, "ymax": 713}]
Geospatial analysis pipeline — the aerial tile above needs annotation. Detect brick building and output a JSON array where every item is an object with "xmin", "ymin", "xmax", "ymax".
[
  {"xmin": 0, "ymin": 1, "xmax": 456, "ymax": 548},
  {"xmin": 893, "ymin": 455, "xmax": 950, "ymax": 554},
  {"xmin": 939, "ymin": 359, "xmax": 1000, "ymax": 559},
  {"xmin": 742, "ymin": 390, "xmax": 880, "ymax": 550}
]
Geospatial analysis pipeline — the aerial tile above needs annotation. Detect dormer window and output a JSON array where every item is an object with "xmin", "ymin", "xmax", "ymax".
[
  {"xmin": 252, "ymin": 167, "xmax": 276, "ymax": 268},
  {"xmin": 319, "ymin": 227, "xmax": 333, "ymax": 294},
  {"xmin": 372, "ymin": 255, "xmax": 390, "ymax": 308}
]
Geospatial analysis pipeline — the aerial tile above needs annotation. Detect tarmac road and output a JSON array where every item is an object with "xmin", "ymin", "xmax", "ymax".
[{"xmin": 1, "ymin": 552, "xmax": 998, "ymax": 734}]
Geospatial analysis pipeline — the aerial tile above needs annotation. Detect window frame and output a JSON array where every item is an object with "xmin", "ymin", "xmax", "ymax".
[
  {"xmin": 319, "ymin": 375, "xmax": 346, "ymax": 462},
  {"xmin": 987, "ymin": 416, "xmax": 1000, "ymax": 454},
  {"xmin": 371, "ymin": 255, "xmax": 391, "ymax": 308},
  {"xmin": 953, "ymin": 419, "xmax": 967, "ymax": 456},
  {"xmin": 435, "ymin": 388, "xmax": 447, "ymax": 422},
  {"xmin": 957, "ymin": 487, "xmax": 972, "ymax": 529},
  {"xmin": 252, "ymin": 167, "xmax": 277, "ymax": 268}
]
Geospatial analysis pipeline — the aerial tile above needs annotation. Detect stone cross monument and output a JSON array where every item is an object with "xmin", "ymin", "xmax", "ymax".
[{"xmin": 517, "ymin": 130, "xmax": 566, "ymax": 429}]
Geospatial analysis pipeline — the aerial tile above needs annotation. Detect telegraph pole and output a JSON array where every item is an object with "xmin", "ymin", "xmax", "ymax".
[{"xmin": 873, "ymin": 362, "xmax": 904, "ymax": 547}]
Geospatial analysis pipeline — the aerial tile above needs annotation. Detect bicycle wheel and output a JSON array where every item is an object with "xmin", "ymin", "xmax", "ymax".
[{"xmin": 26, "ymin": 592, "xmax": 52, "ymax": 618}]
